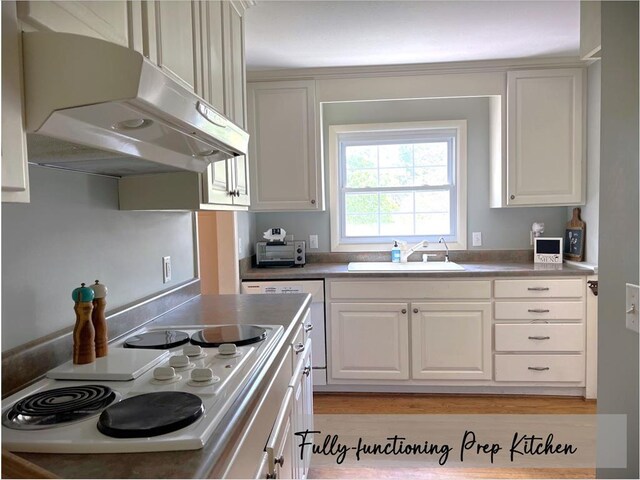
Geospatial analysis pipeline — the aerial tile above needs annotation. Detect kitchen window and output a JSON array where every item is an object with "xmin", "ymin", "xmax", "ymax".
[{"xmin": 329, "ymin": 121, "xmax": 467, "ymax": 252}]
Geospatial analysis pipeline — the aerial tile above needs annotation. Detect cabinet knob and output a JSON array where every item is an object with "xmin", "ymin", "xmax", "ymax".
[
  {"xmin": 303, "ymin": 365, "xmax": 311, "ymax": 377},
  {"xmin": 311, "ymin": 199, "xmax": 316, "ymax": 205},
  {"xmin": 401, "ymin": 309, "xmax": 407, "ymax": 314},
  {"xmin": 266, "ymin": 473, "xmax": 277, "ymax": 479},
  {"xmin": 510, "ymin": 194, "xmax": 515, "ymax": 200},
  {"xmin": 413, "ymin": 308, "xmax": 419, "ymax": 314},
  {"xmin": 274, "ymin": 455, "xmax": 285, "ymax": 467},
  {"xmin": 304, "ymin": 324, "xmax": 313, "ymax": 332},
  {"xmin": 293, "ymin": 342, "xmax": 305, "ymax": 354}
]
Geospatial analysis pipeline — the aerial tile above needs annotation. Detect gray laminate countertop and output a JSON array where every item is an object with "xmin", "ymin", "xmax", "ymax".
[
  {"xmin": 15, "ymin": 293, "xmax": 311, "ymax": 479},
  {"xmin": 241, "ymin": 261, "xmax": 597, "ymax": 281}
]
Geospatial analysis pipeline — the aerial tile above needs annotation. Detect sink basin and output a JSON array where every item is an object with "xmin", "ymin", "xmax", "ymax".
[{"xmin": 347, "ymin": 262, "xmax": 465, "ymax": 272}]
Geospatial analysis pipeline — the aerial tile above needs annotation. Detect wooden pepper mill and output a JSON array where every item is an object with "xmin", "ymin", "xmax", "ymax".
[
  {"xmin": 72, "ymin": 283, "xmax": 96, "ymax": 365},
  {"xmin": 90, "ymin": 280, "xmax": 108, "ymax": 358}
]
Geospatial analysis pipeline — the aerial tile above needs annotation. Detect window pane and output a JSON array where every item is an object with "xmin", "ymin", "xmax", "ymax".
[
  {"xmin": 379, "ymin": 144, "xmax": 413, "ymax": 168},
  {"xmin": 345, "ymin": 193, "xmax": 378, "ymax": 214},
  {"xmin": 379, "ymin": 192, "xmax": 413, "ymax": 213},
  {"xmin": 415, "ymin": 213, "xmax": 450, "ymax": 235},
  {"xmin": 379, "ymin": 167, "xmax": 413, "ymax": 187},
  {"xmin": 345, "ymin": 214, "xmax": 378, "ymax": 237},
  {"xmin": 345, "ymin": 145, "xmax": 377, "ymax": 169},
  {"xmin": 380, "ymin": 213, "xmax": 414, "ymax": 235},
  {"xmin": 415, "ymin": 191, "xmax": 450, "ymax": 213},
  {"xmin": 415, "ymin": 166, "xmax": 448, "ymax": 186},
  {"xmin": 414, "ymin": 142, "xmax": 448, "ymax": 166},
  {"xmin": 345, "ymin": 168, "xmax": 378, "ymax": 188}
]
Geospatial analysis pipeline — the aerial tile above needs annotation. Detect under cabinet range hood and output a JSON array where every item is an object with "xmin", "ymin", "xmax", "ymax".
[{"xmin": 21, "ymin": 32, "xmax": 249, "ymax": 176}]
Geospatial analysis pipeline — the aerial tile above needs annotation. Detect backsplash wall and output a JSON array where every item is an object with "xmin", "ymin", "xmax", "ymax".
[
  {"xmin": 255, "ymin": 97, "xmax": 568, "ymax": 251},
  {"xmin": 2, "ymin": 166, "xmax": 196, "ymax": 351}
]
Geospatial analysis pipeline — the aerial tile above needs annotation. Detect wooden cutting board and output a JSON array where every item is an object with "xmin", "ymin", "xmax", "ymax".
[{"xmin": 565, "ymin": 208, "xmax": 585, "ymax": 261}]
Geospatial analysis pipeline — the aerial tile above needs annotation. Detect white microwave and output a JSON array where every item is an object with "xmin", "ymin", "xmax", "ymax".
[{"xmin": 534, "ymin": 237, "xmax": 563, "ymax": 264}]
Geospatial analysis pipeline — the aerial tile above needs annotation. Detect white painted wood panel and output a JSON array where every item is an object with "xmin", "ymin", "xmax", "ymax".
[
  {"xmin": 494, "ymin": 301, "xmax": 584, "ymax": 320},
  {"xmin": 328, "ymin": 280, "xmax": 491, "ymax": 300},
  {"xmin": 494, "ymin": 323, "xmax": 585, "ymax": 352},
  {"xmin": 505, "ymin": 69, "xmax": 584, "ymax": 206},
  {"xmin": 494, "ymin": 278, "xmax": 584, "ymax": 298},
  {"xmin": 411, "ymin": 302, "xmax": 491, "ymax": 380},
  {"xmin": 248, "ymin": 80, "xmax": 321, "ymax": 211},
  {"xmin": 494, "ymin": 354, "xmax": 585, "ymax": 382},
  {"xmin": 330, "ymin": 303, "xmax": 409, "ymax": 380}
]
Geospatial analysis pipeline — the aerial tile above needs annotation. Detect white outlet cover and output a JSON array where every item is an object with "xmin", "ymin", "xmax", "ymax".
[
  {"xmin": 626, "ymin": 283, "xmax": 639, "ymax": 333},
  {"xmin": 472, "ymin": 232, "xmax": 482, "ymax": 247},
  {"xmin": 310, "ymin": 234, "xmax": 319, "ymax": 249}
]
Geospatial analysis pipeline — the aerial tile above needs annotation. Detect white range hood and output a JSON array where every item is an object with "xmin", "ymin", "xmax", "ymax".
[{"xmin": 21, "ymin": 32, "xmax": 249, "ymax": 176}]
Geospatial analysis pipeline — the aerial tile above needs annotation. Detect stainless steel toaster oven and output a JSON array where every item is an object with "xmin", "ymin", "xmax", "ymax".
[{"xmin": 256, "ymin": 241, "xmax": 306, "ymax": 267}]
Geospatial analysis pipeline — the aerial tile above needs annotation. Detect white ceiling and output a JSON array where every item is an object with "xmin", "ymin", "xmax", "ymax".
[{"xmin": 245, "ymin": 0, "xmax": 580, "ymax": 71}]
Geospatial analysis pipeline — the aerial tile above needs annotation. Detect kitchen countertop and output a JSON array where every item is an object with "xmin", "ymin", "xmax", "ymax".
[
  {"xmin": 11, "ymin": 293, "xmax": 311, "ymax": 479},
  {"xmin": 241, "ymin": 261, "xmax": 597, "ymax": 280}
]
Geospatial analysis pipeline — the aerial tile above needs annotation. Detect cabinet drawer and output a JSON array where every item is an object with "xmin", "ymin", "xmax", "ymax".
[
  {"xmin": 494, "ymin": 279, "xmax": 583, "ymax": 298},
  {"xmin": 494, "ymin": 354, "xmax": 584, "ymax": 382},
  {"xmin": 494, "ymin": 324, "xmax": 584, "ymax": 352},
  {"xmin": 494, "ymin": 301, "xmax": 583, "ymax": 320},
  {"xmin": 329, "ymin": 280, "xmax": 491, "ymax": 300}
]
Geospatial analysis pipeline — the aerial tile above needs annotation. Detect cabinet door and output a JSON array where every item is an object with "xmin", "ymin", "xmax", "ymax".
[
  {"xmin": 330, "ymin": 303, "xmax": 409, "ymax": 380},
  {"xmin": 411, "ymin": 302, "xmax": 491, "ymax": 380},
  {"xmin": 248, "ymin": 81, "xmax": 322, "ymax": 211},
  {"xmin": 506, "ymin": 69, "xmax": 584, "ymax": 206},
  {"xmin": 222, "ymin": 2, "xmax": 245, "ymax": 126},
  {"xmin": 2, "ymin": 1, "xmax": 29, "ymax": 203},
  {"xmin": 291, "ymin": 339, "xmax": 313, "ymax": 479},
  {"xmin": 202, "ymin": 161, "xmax": 233, "ymax": 206},
  {"xmin": 17, "ymin": 1, "xmax": 129, "ymax": 46},
  {"xmin": 201, "ymin": 0, "xmax": 224, "ymax": 111},
  {"xmin": 143, "ymin": 1, "xmax": 199, "ymax": 93},
  {"xmin": 233, "ymin": 155, "xmax": 250, "ymax": 206}
]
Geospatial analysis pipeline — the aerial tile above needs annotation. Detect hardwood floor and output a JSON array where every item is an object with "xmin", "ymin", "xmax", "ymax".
[{"xmin": 308, "ymin": 393, "xmax": 596, "ymax": 479}]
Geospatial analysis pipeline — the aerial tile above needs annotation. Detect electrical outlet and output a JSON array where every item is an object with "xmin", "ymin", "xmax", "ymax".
[
  {"xmin": 472, "ymin": 232, "xmax": 482, "ymax": 247},
  {"xmin": 309, "ymin": 234, "xmax": 319, "ymax": 249},
  {"xmin": 162, "ymin": 256, "xmax": 172, "ymax": 284},
  {"xmin": 626, "ymin": 283, "xmax": 639, "ymax": 333}
]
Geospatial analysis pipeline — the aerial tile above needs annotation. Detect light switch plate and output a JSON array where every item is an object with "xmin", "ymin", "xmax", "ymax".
[
  {"xmin": 626, "ymin": 283, "xmax": 639, "ymax": 333},
  {"xmin": 309, "ymin": 234, "xmax": 319, "ymax": 249}
]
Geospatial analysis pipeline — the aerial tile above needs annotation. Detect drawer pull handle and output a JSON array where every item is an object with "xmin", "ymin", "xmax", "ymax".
[
  {"xmin": 293, "ymin": 343, "xmax": 305, "ymax": 354},
  {"xmin": 528, "ymin": 287, "xmax": 550, "ymax": 291},
  {"xmin": 304, "ymin": 324, "xmax": 314, "ymax": 332},
  {"xmin": 303, "ymin": 365, "xmax": 311, "ymax": 377},
  {"xmin": 274, "ymin": 455, "xmax": 285, "ymax": 467},
  {"xmin": 528, "ymin": 336, "xmax": 551, "ymax": 340},
  {"xmin": 528, "ymin": 309, "xmax": 550, "ymax": 313},
  {"xmin": 528, "ymin": 366, "xmax": 550, "ymax": 371},
  {"xmin": 530, "ymin": 319, "xmax": 550, "ymax": 324}
]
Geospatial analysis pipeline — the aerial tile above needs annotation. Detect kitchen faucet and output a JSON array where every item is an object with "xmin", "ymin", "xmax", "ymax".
[
  {"xmin": 399, "ymin": 240, "xmax": 428, "ymax": 263},
  {"xmin": 438, "ymin": 237, "xmax": 450, "ymax": 262}
]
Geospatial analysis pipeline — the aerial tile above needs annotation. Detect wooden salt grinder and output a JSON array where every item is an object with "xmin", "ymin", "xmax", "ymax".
[
  {"xmin": 72, "ymin": 283, "xmax": 96, "ymax": 365},
  {"xmin": 90, "ymin": 280, "xmax": 108, "ymax": 357}
]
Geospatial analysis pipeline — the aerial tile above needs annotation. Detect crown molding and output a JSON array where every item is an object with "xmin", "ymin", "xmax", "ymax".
[{"xmin": 247, "ymin": 56, "xmax": 587, "ymax": 82}]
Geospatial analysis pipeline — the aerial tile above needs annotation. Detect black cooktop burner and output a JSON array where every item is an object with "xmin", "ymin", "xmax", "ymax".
[
  {"xmin": 123, "ymin": 330, "xmax": 190, "ymax": 349},
  {"xmin": 3, "ymin": 385, "xmax": 118, "ymax": 430},
  {"xmin": 97, "ymin": 392, "xmax": 204, "ymax": 438},
  {"xmin": 190, "ymin": 325, "xmax": 267, "ymax": 348}
]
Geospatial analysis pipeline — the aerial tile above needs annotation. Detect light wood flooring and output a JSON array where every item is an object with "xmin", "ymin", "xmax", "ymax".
[{"xmin": 309, "ymin": 393, "xmax": 596, "ymax": 479}]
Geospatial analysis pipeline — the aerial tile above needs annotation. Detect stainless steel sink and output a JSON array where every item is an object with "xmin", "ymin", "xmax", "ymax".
[{"xmin": 347, "ymin": 261, "xmax": 465, "ymax": 272}]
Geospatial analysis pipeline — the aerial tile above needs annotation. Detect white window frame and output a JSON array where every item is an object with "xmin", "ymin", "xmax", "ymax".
[{"xmin": 329, "ymin": 120, "xmax": 467, "ymax": 252}]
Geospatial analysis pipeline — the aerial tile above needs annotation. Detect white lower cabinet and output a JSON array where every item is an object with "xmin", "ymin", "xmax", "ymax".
[
  {"xmin": 290, "ymin": 338, "xmax": 313, "ymax": 479},
  {"xmin": 411, "ymin": 302, "xmax": 491, "ymax": 380},
  {"xmin": 330, "ymin": 303, "xmax": 409, "ymax": 380}
]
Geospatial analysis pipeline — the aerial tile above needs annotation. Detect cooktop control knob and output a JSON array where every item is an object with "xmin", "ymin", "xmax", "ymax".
[
  {"xmin": 153, "ymin": 367, "xmax": 178, "ymax": 381},
  {"xmin": 189, "ymin": 368, "xmax": 220, "ymax": 386},
  {"xmin": 169, "ymin": 355, "xmax": 193, "ymax": 370},
  {"xmin": 183, "ymin": 345, "xmax": 205, "ymax": 358},
  {"xmin": 218, "ymin": 343, "xmax": 237, "ymax": 356}
]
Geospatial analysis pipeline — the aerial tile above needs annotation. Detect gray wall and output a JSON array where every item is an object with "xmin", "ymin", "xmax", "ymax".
[
  {"xmin": 256, "ymin": 97, "xmax": 569, "ymax": 250},
  {"xmin": 2, "ymin": 166, "xmax": 196, "ymax": 351},
  {"xmin": 568, "ymin": 60, "xmax": 600, "ymax": 265},
  {"xmin": 236, "ymin": 211, "xmax": 256, "ymax": 259},
  {"xmin": 597, "ymin": 2, "xmax": 639, "ymax": 478}
]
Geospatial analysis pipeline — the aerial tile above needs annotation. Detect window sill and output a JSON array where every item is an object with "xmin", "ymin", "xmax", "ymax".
[{"xmin": 331, "ymin": 240, "xmax": 468, "ymax": 253}]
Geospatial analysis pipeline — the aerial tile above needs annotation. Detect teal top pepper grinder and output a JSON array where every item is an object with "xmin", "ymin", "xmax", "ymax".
[
  {"xmin": 90, "ymin": 280, "xmax": 108, "ymax": 358},
  {"xmin": 72, "ymin": 283, "xmax": 95, "ymax": 364}
]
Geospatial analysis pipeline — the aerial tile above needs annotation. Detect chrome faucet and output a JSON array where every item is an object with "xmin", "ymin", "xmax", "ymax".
[
  {"xmin": 400, "ymin": 240, "xmax": 428, "ymax": 263},
  {"xmin": 438, "ymin": 237, "xmax": 450, "ymax": 262}
]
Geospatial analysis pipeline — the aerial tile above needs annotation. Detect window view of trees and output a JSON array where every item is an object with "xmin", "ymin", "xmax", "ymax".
[{"xmin": 341, "ymin": 140, "xmax": 454, "ymax": 238}]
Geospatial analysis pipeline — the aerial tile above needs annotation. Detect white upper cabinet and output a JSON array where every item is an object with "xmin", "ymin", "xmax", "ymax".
[
  {"xmin": 492, "ymin": 68, "xmax": 585, "ymax": 207},
  {"xmin": 247, "ymin": 80, "xmax": 323, "ymax": 211},
  {"xmin": 17, "ymin": 1, "xmax": 129, "ymax": 46}
]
